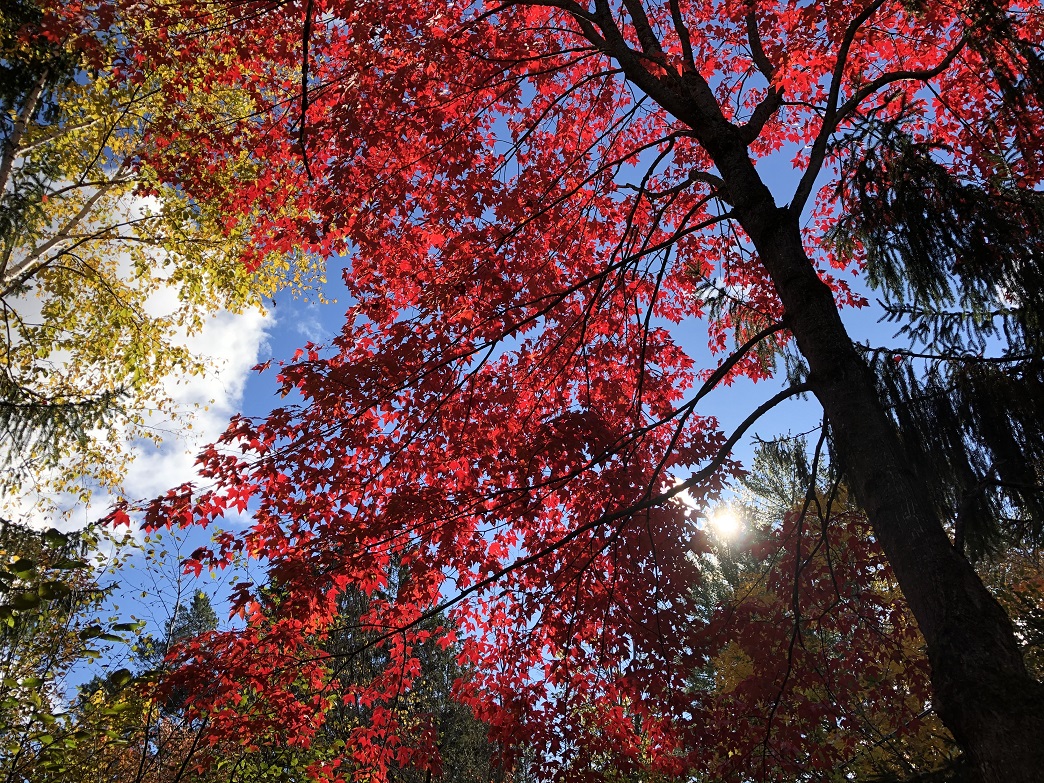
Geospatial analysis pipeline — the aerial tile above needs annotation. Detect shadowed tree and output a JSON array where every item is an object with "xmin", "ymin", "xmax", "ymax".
[{"xmin": 0, "ymin": 520, "xmax": 135, "ymax": 783}]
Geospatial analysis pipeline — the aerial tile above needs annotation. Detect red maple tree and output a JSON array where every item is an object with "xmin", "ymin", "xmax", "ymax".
[{"xmin": 111, "ymin": 0, "xmax": 1044, "ymax": 779}]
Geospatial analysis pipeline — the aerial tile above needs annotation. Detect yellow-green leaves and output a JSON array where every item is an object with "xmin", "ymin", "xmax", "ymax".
[{"xmin": 0, "ymin": 1, "xmax": 326, "ymax": 516}]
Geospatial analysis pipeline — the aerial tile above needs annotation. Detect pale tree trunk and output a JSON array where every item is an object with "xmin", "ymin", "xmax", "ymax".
[{"xmin": 0, "ymin": 70, "xmax": 47, "ymax": 200}]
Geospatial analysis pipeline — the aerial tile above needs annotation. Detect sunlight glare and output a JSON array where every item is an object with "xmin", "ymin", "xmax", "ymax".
[{"xmin": 709, "ymin": 507, "xmax": 742, "ymax": 538}]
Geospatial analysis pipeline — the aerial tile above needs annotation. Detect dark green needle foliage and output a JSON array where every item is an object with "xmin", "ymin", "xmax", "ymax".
[
  {"xmin": 232, "ymin": 568, "xmax": 507, "ymax": 783},
  {"xmin": 832, "ymin": 124, "xmax": 1044, "ymax": 353},
  {"xmin": 134, "ymin": 589, "xmax": 218, "ymax": 717},
  {"xmin": 830, "ymin": 117, "xmax": 1044, "ymax": 560},
  {"xmin": 135, "ymin": 590, "xmax": 219, "ymax": 670},
  {"xmin": 0, "ymin": 373, "xmax": 125, "ymax": 484},
  {"xmin": 870, "ymin": 356, "xmax": 1044, "ymax": 561}
]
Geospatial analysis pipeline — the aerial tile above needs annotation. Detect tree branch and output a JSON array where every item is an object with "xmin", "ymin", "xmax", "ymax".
[
  {"xmin": 0, "ymin": 69, "xmax": 48, "ymax": 199},
  {"xmin": 298, "ymin": 0, "xmax": 316, "ymax": 180},
  {"xmin": 668, "ymin": 0, "xmax": 696, "ymax": 72},
  {"xmin": 315, "ymin": 380, "xmax": 811, "ymax": 662},
  {"xmin": 789, "ymin": 0, "xmax": 886, "ymax": 213},
  {"xmin": 1, "ymin": 173, "xmax": 124, "ymax": 297},
  {"xmin": 746, "ymin": 10, "xmax": 776, "ymax": 82},
  {"xmin": 621, "ymin": 0, "xmax": 667, "ymax": 60},
  {"xmin": 834, "ymin": 38, "xmax": 967, "ymax": 124}
]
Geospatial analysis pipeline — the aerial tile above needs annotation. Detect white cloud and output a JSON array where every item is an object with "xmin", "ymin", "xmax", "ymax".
[
  {"xmin": 117, "ymin": 306, "xmax": 272, "ymax": 503},
  {"xmin": 291, "ymin": 302, "xmax": 325, "ymax": 343},
  {"xmin": 7, "ymin": 306, "xmax": 273, "ymax": 531}
]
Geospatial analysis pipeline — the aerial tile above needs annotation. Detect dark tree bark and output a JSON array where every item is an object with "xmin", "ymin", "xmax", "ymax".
[
  {"xmin": 745, "ymin": 205, "xmax": 1044, "ymax": 783},
  {"xmin": 568, "ymin": 5, "xmax": 1044, "ymax": 779}
]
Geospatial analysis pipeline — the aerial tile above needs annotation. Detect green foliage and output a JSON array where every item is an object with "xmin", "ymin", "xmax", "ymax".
[
  {"xmin": 831, "ymin": 125, "xmax": 1044, "ymax": 355},
  {"xmin": 869, "ymin": 357, "xmax": 1044, "ymax": 560},
  {"xmin": 0, "ymin": 519, "xmax": 139, "ymax": 783},
  {"xmin": 4, "ymin": 565, "xmax": 501, "ymax": 783}
]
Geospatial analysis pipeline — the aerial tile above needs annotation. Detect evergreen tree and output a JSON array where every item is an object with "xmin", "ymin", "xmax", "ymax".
[
  {"xmin": 830, "ymin": 121, "xmax": 1044, "ymax": 562},
  {"xmin": 136, "ymin": 591, "xmax": 219, "ymax": 672}
]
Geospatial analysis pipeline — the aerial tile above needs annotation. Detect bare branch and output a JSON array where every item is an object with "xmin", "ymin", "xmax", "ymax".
[{"xmin": 299, "ymin": 0, "xmax": 316, "ymax": 180}]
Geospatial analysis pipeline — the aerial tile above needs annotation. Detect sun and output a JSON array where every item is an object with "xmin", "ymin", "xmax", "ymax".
[{"xmin": 708, "ymin": 506, "xmax": 743, "ymax": 539}]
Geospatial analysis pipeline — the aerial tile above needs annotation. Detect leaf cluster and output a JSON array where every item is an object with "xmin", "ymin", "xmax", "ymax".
[{"xmin": 0, "ymin": 519, "xmax": 140, "ymax": 783}]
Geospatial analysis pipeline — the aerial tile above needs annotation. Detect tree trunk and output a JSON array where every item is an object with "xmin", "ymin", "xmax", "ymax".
[
  {"xmin": 743, "ymin": 204, "xmax": 1044, "ymax": 782},
  {"xmin": 549, "ymin": 8, "xmax": 1044, "ymax": 773}
]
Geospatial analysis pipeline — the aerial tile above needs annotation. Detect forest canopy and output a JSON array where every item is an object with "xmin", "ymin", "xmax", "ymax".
[{"xmin": 2, "ymin": 0, "xmax": 1044, "ymax": 782}]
